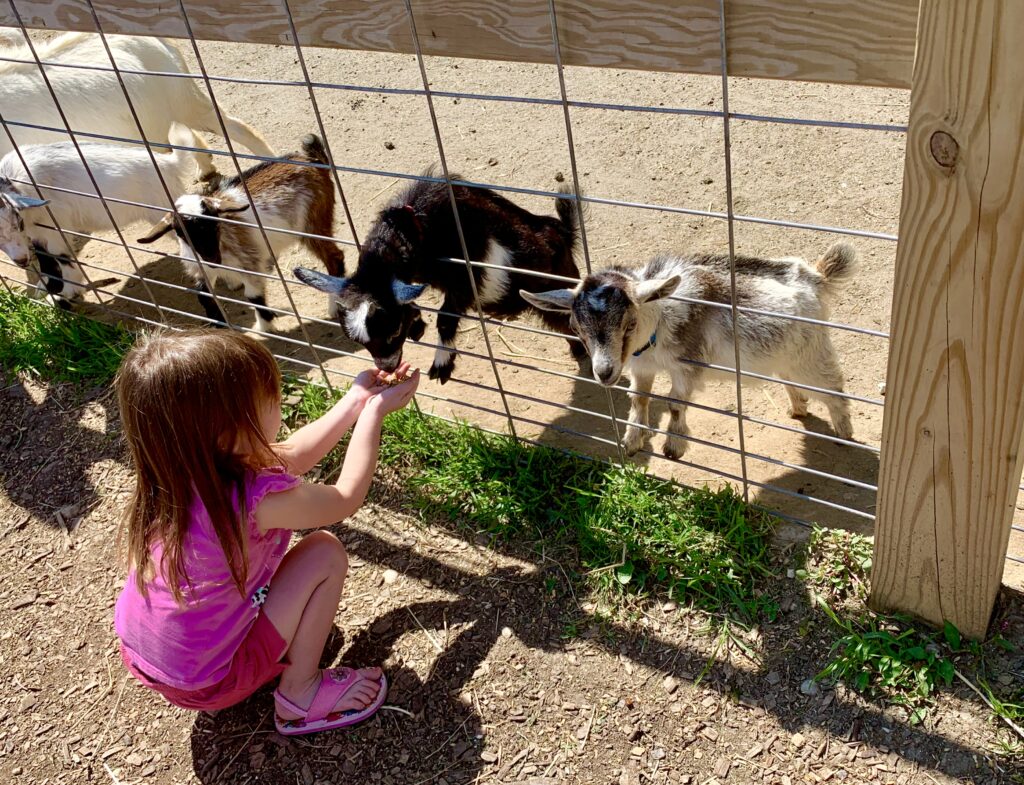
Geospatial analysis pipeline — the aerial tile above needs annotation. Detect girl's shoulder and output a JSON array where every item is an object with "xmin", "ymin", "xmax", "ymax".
[{"xmin": 243, "ymin": 466, "xmax": 302, "ymax": 536}]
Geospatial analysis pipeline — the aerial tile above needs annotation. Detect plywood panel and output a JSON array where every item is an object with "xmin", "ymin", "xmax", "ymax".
[{"xmin": 0, "ymin": 0, "xmax": 917, "ymax": 87}]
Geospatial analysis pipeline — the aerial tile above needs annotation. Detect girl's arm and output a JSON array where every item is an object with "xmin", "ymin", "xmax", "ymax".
[
  {"xmin": 256, "ymin": 371, "xmax": 420, "ymax": 533},
  {"xmin": 275, "ymin": 365, "xmax": 407, "ymax": 475}
]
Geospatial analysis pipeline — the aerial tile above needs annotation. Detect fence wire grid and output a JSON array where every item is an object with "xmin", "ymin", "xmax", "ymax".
[{"xmin": 1, "ymin": 0, "xmax": 1021, "ymax": 576}]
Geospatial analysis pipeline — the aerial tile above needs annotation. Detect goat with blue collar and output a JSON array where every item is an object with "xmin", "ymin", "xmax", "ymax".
[{"xmin": 521, "ymin": 244, "xmax": 857, "ymax": 459}]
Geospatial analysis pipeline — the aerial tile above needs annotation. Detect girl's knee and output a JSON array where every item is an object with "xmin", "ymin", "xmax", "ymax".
[{"xmin": 305, "ymin": 530, "xmax": 348, "ymax": 576}]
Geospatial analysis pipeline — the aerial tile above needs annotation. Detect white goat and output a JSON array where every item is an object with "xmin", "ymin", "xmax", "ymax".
[
  {"xmin": 0, "ymin": 122, "xmax": 205, "ymax": 297},
  {"xmin": 522, "ymin": 244, "xmax": 857, "ymax": 458},
  {"xmin": 0, "ymin": 30, "xmax": 273, "ymax": 169}
]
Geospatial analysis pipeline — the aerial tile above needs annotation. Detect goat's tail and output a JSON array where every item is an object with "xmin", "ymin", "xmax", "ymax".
[
  {"xmin": 301, "ymin": 134, "xmax": 329, "ymax": 165},
  {"xmin": 815, "ymin": 242, "xmax": 857, "ymax": 295},
  {"xmin": 554, "ymin": 183, "xmax": 582, "ymax": 248}
]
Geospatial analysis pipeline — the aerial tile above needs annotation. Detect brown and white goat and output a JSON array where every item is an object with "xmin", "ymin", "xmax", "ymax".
[
  {"xmin": 521, "ymin": 243, "xmax": 856, "ymax": 458},
  {"xmin": 138, "ymin": 135, "xmax": 344, "ymax": 331}
]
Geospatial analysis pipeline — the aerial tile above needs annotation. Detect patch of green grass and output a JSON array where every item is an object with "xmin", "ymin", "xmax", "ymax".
[
  {"xmin": 283, "ymin": 386, "xmax": 777, "ymax": 621},
  {"xmin": 0, "ymin": 289, "xmax": 132, "ymax": 385},
  {"xmin": 293, "ymin": 387, "xmax": 777, "ymax": 622},
  {"xmin": 797, "ymin": 527, "xmax": 872, "ymax": 607},
  {"xmin": 817, "ymin": 613, "xmax": 954, "ymax": 724}
]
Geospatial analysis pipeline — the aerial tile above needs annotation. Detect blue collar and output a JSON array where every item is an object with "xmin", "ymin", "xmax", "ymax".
[{"xmin": 632, "ymin": 332, "xmax": 657, "ymax": 357}]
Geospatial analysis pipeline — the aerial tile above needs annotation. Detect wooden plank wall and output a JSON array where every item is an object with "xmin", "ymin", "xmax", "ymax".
[
  {"xmin": 871, "ymin": 0, "xmax": 1024, "ymax": 639},
  {"xmin": 0, "ymin": 0, "xmax": 918, "ymax": 88}
]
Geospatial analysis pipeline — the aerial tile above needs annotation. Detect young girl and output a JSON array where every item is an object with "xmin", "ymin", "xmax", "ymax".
[{"xmin": 113, "ymin": 329, "xmax": 419, "ymax": 735}]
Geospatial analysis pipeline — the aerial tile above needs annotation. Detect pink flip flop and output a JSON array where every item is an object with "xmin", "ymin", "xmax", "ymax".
[{"xmin": 274, "ymin": 667, "xmax": 388, "ymax": 736}]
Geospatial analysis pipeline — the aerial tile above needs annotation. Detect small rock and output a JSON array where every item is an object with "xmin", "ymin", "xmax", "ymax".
[
  {"xmin": 301, "ymin": 763, "xmax": 314, "ymax": 785},
  {"xmin": 714, "ymin": 758, "xmax": 731, "ymax": 779},
  {"xmin": 18, "ymin": 695, "xmax": 36, "ymax": 712},
  {"xmin": 382, "ymin": 569, "xmax": 399, "ymax": 585},
  {"xmin": 555, "ymin": 171, "xmax": 565, "ymax": 182},
  {"xmin": 370, "ymin": 617, "xmax": 392, "ymax": 635},
  {"xmin": 651, "ymin": 748, "xmax": 666, "ymax": 761},
  {"xmin": 791, "ymin": 732, "xmax": 806, "ymax": 750},
  {"xmin": 487, "ymin": 157, "xmax": 498, "ymax": 166},
  {"xmin": 800, "ymin": 679, "xmax": 820, "ymax": 697},
  {"xmin": 663, "ymin": 675, "xmax": 680, "ymax": 695},
  {"xmin": 501, "ymin": 626, "xmax": 513, "ymax": 638},
  {"xmin": 766, "ymin": 670, "xmax": 782, "ymax": 686},
  {"xmin": 701, "ymin": 177, "xmax": 714, "ymax": 185},
  {"xmin": 125, "ymin": 753, "xmax": 144, "ymax": 767},
  {"xmin": 384, "ymin": 141, "xmax": 395, "ymax": 150},
  {"xmin": 11, "ymin": 591, "xmax": 36, "ymax": 610},
  {"xmin": 630, "ymin": 746, "xmax": 645, "ymax": 758},
  {"xmin": 480, "ymin": 750, "xmax": 498, "ymax": 763},
  {"xmin": 12, "ymin": 767, "xmax": 22, "ymax": 776},
  {"xmin": 141, "ymin": 765, "xmax": 156, "ymax": 777},
  {"xmin": 662, "ymin": 600, "xmax": 678, "ymax": 612}
]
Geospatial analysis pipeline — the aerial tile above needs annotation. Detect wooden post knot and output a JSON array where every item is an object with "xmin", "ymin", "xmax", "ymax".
[{"xmin": 929, "ymin": 131, "xmax": 959, "ymax": 169}]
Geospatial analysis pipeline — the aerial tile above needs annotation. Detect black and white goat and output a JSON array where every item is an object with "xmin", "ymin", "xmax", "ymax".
[
  {"xmin": 293, "ymin": 176, "xmax": 584, "ymax": 382},
  {"xmin": 521, "ymin": 244, "xmax": 857, "ymax": 458},
  {"xmin": 137, "ymin": 135, "xmax": 345, "ymax": 331}
]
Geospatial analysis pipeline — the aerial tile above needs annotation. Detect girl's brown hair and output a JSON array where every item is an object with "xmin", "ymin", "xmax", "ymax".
[{"xmin": 116, "ymin": 329, "xmax": 282, "ymax": 602}]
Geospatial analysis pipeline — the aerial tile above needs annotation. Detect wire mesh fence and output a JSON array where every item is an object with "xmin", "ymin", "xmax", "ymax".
[{"xmin": 1, "ymin": 0, "xmax": 1021, "ymax": 580}]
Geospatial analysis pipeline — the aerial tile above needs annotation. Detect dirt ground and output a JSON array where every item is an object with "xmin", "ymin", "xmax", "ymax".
[
  {"xmin": 3, "ymin": 376, "xmax": 1024, "ymax": 785},
  {"xmin": 2, "ymin": 32, "xmax": 1023, "ymax": 583}
]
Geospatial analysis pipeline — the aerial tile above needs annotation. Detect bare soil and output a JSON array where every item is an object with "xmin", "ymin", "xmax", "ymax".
[{"xmin": 2, "ymin": 376, "xmax": 1024, "ymax": 785}]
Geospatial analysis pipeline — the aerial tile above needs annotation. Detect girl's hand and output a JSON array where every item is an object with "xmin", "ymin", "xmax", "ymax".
[
  {"xmin": 367, "ymin": 369, "xmax": 420, "ymax": 415},
  {"xmin": 345, "ymin": 368, "xmax": 389, "ymax": 409}
]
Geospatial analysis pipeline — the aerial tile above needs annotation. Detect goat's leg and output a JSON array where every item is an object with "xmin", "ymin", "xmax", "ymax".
[
  {"xmin": 664, "ymin": 370, "xmax": 694, "ymax": 459},
  {"xmin": 243, "ymin": 278, "xmax": 276, "ymax": 333},
  {"xmin": 193, "ymin": 279, "xmax": 228, "ymax": 327},
  {"xmin": 188, "ymin": 130, "xmax": 216, "ymax": 178},
  {"xmin": 430, "ymin": 299, "xmax": 463, "ymax": 384},
  {"xmin": 793, "ymin": 336, "xmax": 853, "ymax": 440},
  {"xmin": 622, "ymin": 370, "xmax": 655, "ymax": 456},
  {"xmin": 784, "ymin": 385, "xmax": 809, "ymax": 418}
]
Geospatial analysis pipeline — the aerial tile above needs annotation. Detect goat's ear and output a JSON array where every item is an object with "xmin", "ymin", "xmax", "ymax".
[
  {"xmin": 7, "ymin": 193, "xmax": 48, "ymax": 210},
  {"xmin": 382, "ymin": 204, "xmax": 422, "ymax": 240},
  {"xmin": 206, "ymin": 195, "xmax": 250, "ymax": 215},
  {"xmin": 633, "ymin": 276, "xmax": 680, "ymax": 304},
  {"xmin": 137, "ymin": 213, "xmax": 175, "ymax": 244},
  {"xmin": 520, "ymin": 288, "xmax": 575, "ymax": 313},
  {"xmin": 392, "ymin": 280, "xmax": 426, "ymax": 304},
  {"xmin": 294, "ymin": 266, "xmax": 349, "ymax": 295}
]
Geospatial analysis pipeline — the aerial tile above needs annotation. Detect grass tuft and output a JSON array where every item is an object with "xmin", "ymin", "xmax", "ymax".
[{"xmin": 0, "ymin": 289, "xmax": 131, "ymax": 385}]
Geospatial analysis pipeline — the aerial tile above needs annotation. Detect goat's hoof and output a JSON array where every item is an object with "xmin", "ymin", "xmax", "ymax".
[
  {"xmin": 622, "ymin": 434, "xmax": 643, "ymax": 456},
  {"xmin": 663, "ymin": 441, "xmax": 687, "ymax": 460},
  {"xmin": 789, "ymin": 407, "xmax": 808, "ymax": 419},
  {"xmin": 832, "ymin": 418, "xmax": 854, "ymax": 441},
  {"xmin": 428, "ymin": 362, "xmax": 454, "ymax": 384}
]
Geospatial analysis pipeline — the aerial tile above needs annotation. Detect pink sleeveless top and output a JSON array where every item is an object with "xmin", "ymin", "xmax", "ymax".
[{"xmin": 114, "ymin": 468, "xmax": 300, "ymax": 690}]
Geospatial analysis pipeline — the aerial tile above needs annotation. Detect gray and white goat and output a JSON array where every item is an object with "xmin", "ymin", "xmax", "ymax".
[
  {"xmin": 137, "ymin": 134, "xmax": 345, "ymax": 331},
  {"xmin": 521, "ymin": 243, "xmax": 856, "ymax": 458}
]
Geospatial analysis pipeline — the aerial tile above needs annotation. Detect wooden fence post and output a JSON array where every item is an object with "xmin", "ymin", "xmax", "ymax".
[{"xmin": 871, "ymin": 0, "xmax": 1024, "ymax": 639}]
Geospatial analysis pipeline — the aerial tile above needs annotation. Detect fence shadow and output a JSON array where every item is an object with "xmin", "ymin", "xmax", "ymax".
[
  {"xmin": 188, "ymin": 519, "xmax": 1021, "ymax": 785},
  {"xmin": 752, "ymin": 413, "xmax": 880, "ymax": 534},
  {"xmin": 0, "ymin": 373, "xmax": 120, "ymax": 531}
]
